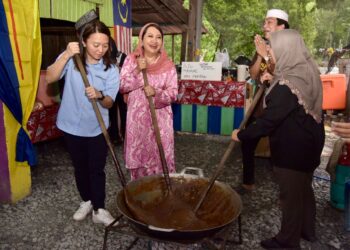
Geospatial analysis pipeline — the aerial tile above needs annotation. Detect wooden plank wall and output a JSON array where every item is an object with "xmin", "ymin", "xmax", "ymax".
[
  {"xmin": 99, "ymin": 0, "xmax": 114, "ymax": 27},
  {"xmin": 41, "ymin": 32, "xmax": 76, "ymax": 69},
  {"xmin": 39, "ymin": 0, "xmax": 114, "ymax": 27},
  {"xmin": 39, "ymin": 0, "xmax": 51, "ymax": 18}
]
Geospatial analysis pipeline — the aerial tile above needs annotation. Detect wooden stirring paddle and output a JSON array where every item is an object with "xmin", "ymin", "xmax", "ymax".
[
  {"xmin": 141, "ymin": 69, "xmax": 172, "ymax": 192},
  {"xmin": 74, "ymin": 54, "xmax": 153, "ymax": 223},
  {"xmin": 74, "ymin": 54, "xmax": 127, "ymax": 187},
  {"xmin": 194, "ymin": 84, "xmax": 267, "ymax": 213}
]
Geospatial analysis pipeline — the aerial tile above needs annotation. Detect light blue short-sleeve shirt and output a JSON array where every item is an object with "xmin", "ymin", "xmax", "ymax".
[{"xmin": 56, "ymin": 57, "xmax": 120, "ymax": 137}]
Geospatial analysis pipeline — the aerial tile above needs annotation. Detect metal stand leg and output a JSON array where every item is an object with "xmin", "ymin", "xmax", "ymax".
[
  {"xmin": 103, "ymin": 215, "xmax": 123, "ymax": 250},
  {"xmin": 101, "ymin": 215, "xmax": 243, "ymax": 250},
  {"xmin": 202, "ymin": 215, "xmax": 243, "ymax": 249},
  {"xmin": 238, "ymin": 214, "xmax": 242, "ymax": 244},
  {"xmin": 103, "ymin": 226, "xmax": 109, "ymax": 250},
  {"xmin": 126, "ymin": 238, "xmax": 140, "ymax": 250}
]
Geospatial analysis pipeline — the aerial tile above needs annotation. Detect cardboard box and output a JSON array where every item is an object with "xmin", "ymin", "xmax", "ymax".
[{"xmin": 255, "ymin": 136, "xmax": 271, "ymax": 158}]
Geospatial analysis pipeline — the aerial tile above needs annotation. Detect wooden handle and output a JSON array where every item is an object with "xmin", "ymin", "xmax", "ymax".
[
  {"xmin": 194, "ymin": 84, "xmax": 266, "ymax": 212},
  {"xmin": 74, "ymin": 54, "xmax": 127, "ymax": 187},
  {"xmin": 142, "ymin": 69, "xmax": 172, "ymax": 192}
]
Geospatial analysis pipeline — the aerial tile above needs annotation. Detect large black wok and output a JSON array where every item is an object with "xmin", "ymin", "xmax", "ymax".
[{"xmin": 117, "ymin": 168, "xmax": 242, "ymax": 241}]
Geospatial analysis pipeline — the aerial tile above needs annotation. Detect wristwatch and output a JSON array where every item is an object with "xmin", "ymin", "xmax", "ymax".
[{"xmin": 98, "ymin": 91, "xmax": 105, "ymax": 101}]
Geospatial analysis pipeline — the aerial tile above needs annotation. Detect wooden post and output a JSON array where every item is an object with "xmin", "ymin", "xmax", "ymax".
[
  {"xmin": 180, "ymin": 32, "xmax": 187, "ymax": 62},
  {"xmin": 187, "ymin": 0, "xmax": 196, "ymax": 61},
  {"xmin": 195, "ymin": 0, "xmax": 203, "ymax": 61},
  {"xmin": 172, "ymin": 34, "xmax": 175, "ymax": 62}
]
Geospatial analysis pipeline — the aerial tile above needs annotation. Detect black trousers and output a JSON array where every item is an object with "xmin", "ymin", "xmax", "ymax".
[
  {"xmin": 241, "ymin": 136, "xmax": 260, "ymax": 185},
  {"xmin": 109, "ymin": 93, "xmax": 127, "ymax": 142},
  {"xmin": 241, "ymin": 85, "xmax": 266, "ymax": 185},
  {"xmin": 274, "ymin": 167, "xmax": 316, "ymax": 247},
  {"xmin": 64, "ymin": 132, "xmax": 108, "ymax": 211},
  {"xmin": 240, "ymin": 117, "xmax": 260, "ymax": 185}
]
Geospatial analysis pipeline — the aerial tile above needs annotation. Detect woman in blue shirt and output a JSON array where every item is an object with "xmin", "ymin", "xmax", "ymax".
[{"xmin": 46, "ymin": 20, "xmax": 119, "ymax": 226}]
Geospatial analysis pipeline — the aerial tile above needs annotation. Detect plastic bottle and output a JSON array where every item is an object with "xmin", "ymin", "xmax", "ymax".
[
  {"xmin": 338, "ymin": 144, "xmax": 350, "ymax": 166},
  {"xmin": 338, "ymin": 113, "xmax": 345, "ymax": 122},
  {"xmin": 331, "ymin": 114, "xmax": 339, "ymax": 122},
  {"xmin": 330, "ymin": 115, "xmax": 341, "ymax": 140},
  {"xmin": 345, "ymin": 179, "xmax": 350, "ymax": 231},
  {"xmin": 324, "ymin": 114, "xmax": 331, "ymax": 127}
]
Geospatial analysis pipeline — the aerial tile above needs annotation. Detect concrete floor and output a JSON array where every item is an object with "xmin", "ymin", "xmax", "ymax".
[{"xmin": 0, "ymin": 132, "xmax": 349, "ymax": 249}]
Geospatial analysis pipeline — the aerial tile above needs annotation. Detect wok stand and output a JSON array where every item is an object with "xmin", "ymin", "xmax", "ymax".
[{"xmin": 102, "ymin": 214, "xmax": 242, "ymax": 250}]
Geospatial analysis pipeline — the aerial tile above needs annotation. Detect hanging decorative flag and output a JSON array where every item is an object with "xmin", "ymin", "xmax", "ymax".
[
  {"xmin": 113, "ymin": 0, "xmax": 132, "ymax": 54},
  {"xmin": 0, "ymin": 0, "xmax": 42, "ymax": 202}
]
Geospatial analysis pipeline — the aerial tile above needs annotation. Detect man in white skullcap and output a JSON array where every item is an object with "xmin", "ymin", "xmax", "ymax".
[
  {"xmin": 237, "ymin": 8, "xmax": 290, "ymax": 196},
  {"xmin": 250, "ymin": 9, "xmax": 289, "ymax": 78}
]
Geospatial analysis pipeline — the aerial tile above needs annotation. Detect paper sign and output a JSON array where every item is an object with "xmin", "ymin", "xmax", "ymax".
[{"xmin": 181, "ymin": 62, "xmax": 222, "ymax": 81}]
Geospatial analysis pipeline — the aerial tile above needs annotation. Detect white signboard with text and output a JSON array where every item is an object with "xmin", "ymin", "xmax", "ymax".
[{"xmin": 181, "ymin": 62, "xmax": 222, "ymax": 81}]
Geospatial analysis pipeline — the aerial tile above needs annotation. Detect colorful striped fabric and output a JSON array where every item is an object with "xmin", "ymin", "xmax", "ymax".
[
  {"xmin": 172, "ymin": 104, "xmax": 244, "ymax": 135},
  {"xmin": 0, "ymin": 102, "xmax": 10, "ymax": 202},
  {"xmin": 0, "ymin": 0, "xmax": 41, "ymax": 203},
  {"xmin": 173, "ymin": 79, "xmax": 245, "ymax": 135}
]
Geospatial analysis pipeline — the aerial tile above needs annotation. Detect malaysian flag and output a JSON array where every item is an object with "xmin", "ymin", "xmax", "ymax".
[{"xmin": 113, "ymin": 0, "xmax": 132, "ymax": 54}]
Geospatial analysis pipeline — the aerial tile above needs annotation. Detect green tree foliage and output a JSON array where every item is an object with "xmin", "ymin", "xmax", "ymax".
[
  {"xmin": 163, "ymin": 0, "xmax": 220, "ymax": 64},
  {"xmin": 160, "ymin": 0, "xmax": 350, "ymax": 65},
  {"xmin": 163, "ymin": 35, "xmax": 182, "ymax": 64},
  {"xmin": 197, "ymin": 17, "xmax": 220, "ymax": 62},
  {"xmin": 203, "ymin": 0, "xmax": 319, "ymax": 63},
  {"xmin": 314, "ymin": 0, "xmax": 350, "ymax": 51},
  {"xmin": 204, "ymin": 0, "xmax": 267, "ymax": 60},
  {"xmin": 315, "ymin": 0, "xmax": 345, "ymax": 10}
]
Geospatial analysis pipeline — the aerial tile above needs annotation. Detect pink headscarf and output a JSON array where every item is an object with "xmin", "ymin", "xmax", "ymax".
[{"xmin": 129, "ymin": 23, "xmax": 174, "ymax": 75}]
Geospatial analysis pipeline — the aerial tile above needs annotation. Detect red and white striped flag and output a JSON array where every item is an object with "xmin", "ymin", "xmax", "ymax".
[{"xmin": 113, "ymin": 0, "xmax": 132, "ymax": 54}]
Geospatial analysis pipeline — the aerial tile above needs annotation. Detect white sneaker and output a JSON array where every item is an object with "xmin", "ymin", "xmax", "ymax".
[
  {"xmin": 92, "ymin": 208, "xmax": 117, "ymax": 226},
  {"xmin": 73, "ymin": 200, "xmax": 93, "ymax": 221}
]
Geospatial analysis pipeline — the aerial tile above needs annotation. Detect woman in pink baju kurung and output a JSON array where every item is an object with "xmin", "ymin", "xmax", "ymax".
[{"xmin": 120, "ymin": 23, "xmax": 178, "ymax": 180}]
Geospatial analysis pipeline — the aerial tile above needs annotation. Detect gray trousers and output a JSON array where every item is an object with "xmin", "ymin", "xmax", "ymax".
[{"xmin": 274, "ymin": 167, "xmax": 316, "ymax": 247}]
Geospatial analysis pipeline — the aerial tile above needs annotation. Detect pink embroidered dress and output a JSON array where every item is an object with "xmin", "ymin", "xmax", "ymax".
[{"xmin": 120, "ymin": 23, "xmax": 178, "ymax": 180}]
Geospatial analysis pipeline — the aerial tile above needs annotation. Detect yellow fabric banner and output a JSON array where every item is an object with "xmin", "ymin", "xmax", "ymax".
[{"xmin": 2, "ymin": 0, "xmax": 42, "ymax": 202}]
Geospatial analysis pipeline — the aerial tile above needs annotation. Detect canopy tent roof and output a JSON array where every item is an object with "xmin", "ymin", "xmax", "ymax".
[{"xmin": 40, "ymin": 0, "xmax": 205, "ymax": 35}]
